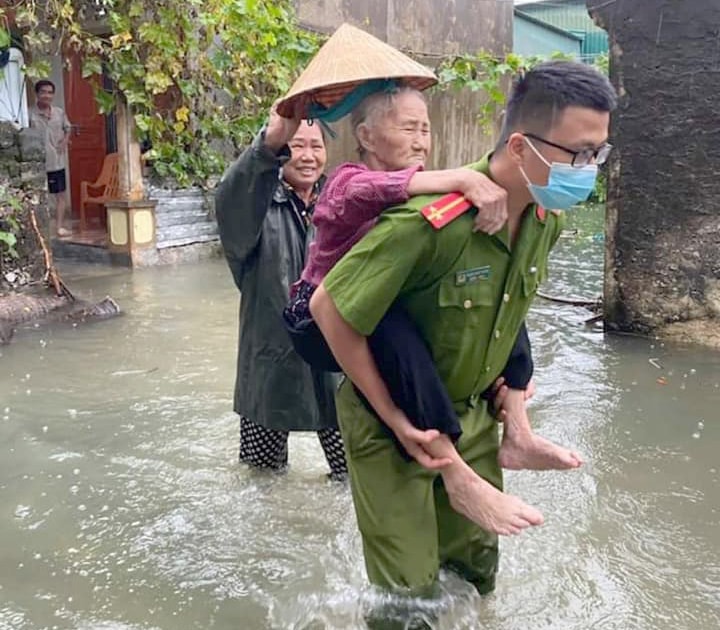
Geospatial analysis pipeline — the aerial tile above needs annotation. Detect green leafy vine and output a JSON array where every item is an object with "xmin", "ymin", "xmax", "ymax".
[
  {"xmin": 4, "ymin": 1, "xmax": 609, "ymax": 194},
  {"xmin": 5, "ymin": 0, "xmax": 320, "ymax": 187},
  {"xmin": 0, "ymin": 184, "xmax": 22, "ymax": 262}
]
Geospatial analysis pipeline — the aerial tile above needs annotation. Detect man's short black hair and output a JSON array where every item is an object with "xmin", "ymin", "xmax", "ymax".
[
  {"xmin": 34, "ymin": 79, "xmax": 56, "ymax": 94},
  {"xmin": 499, "ymin": 60, "xmax": 617, "ymax": 143}
]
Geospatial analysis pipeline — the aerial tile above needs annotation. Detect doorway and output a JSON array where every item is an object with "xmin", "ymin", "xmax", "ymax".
[{"xmin": 63, "ymin": 49, "xmax": 116, "ymax": 234}]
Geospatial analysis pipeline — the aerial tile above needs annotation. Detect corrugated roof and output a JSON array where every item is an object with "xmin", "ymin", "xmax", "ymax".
[
  {"xmin": 516, "ymin": 0, "xmax": 605, "ymax": 33},
  {"xmin": 514, "ymin": 9, "xmax": 584, "ymax": 41}
]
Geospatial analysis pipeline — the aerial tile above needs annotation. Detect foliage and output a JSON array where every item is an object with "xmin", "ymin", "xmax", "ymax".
[
  {"xmin": 4, "ymin": 1, "xmax": 610, "ymax": 192},
  {"xmin": 589, "ymin": 170, "xmax": 607, "ymax": 204},
  {"xmin": 589, "ymin": 53, "xmax": 611, "ymax": 204},
  {"xmin": 435, "ymin": 50, "xmax": 575, "ymax": 132},
  {"xmin": 5, "ymin": 0, "xmax": 319, "ymax": 187},
  {"xmin": 593, "ymin": 52, "xmax": 609, "ymax": 76},
  {"xmin": 0, "ymin": 21, "xmax": 10, "ymax": 50},
  {"xmin": 0, "ymin": 184, "xmax": 22, "ymax": 265}
]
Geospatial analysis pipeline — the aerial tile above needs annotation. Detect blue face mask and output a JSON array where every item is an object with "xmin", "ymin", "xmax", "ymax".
[{"xmin": 520, "ymin": 137, "xmax": 598, "ymax": 210}]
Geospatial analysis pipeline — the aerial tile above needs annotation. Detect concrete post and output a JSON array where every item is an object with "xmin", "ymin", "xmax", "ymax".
[
  {"xmin": 588, "ymin": 0, "xmax": 720, "ymax": 347},
  {"xmin": 106, "ymin": 93, "xmax": 157, "ymax": 266},
  {"xmin": 115, "ymin": 94, "xmax": 145, "ymax": 201}
]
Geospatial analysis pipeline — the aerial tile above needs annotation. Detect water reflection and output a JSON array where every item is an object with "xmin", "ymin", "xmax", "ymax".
[{"xmin": 1, "ymin": 205, "xmax": 718, "ymax": 628}]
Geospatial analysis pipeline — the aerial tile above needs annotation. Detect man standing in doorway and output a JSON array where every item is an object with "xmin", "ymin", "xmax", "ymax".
[{"xmin": 30, "ymin": 80, "xmax": 72, "ymax": 237}]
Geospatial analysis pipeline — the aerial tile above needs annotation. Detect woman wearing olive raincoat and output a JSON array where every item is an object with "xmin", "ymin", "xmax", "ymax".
[{"xmin": 215, "ymin": 106, "xmax": 346, "ymax": 479}]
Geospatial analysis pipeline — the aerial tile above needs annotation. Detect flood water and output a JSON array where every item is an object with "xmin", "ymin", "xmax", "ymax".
[{"xmin": 1, "ymin": 205, "xmax": 719, "ymax": 629}]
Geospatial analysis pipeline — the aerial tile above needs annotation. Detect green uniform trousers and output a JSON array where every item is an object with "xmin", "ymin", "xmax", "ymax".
[{"xmin": 336, "ymin": 378, "xmax": 501, "ymax": 595}]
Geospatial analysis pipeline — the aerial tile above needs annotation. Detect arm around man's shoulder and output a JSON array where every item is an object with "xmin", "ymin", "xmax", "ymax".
[{"xmin": 323, "ymin": 202, "xmax": 444, "ymax": 336}]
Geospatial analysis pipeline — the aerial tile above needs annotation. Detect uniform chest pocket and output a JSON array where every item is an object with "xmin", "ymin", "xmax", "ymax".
[
  {"xmin": 438, "ymin": 278, "xmax": 495, "ymax": 310},
  {"xmin": 522, "ymin": 264, "xmax": 547, "ymax": 297}
]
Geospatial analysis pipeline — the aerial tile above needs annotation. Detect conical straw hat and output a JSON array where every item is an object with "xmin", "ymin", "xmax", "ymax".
[{"xmin": 276, "ymin": 23, "xmax": 437, "ymax": 118}]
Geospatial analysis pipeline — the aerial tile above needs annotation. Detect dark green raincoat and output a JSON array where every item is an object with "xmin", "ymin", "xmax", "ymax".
[{"xmin": 215, "ymin": 130, "xmax": 338, "ymax": 432}]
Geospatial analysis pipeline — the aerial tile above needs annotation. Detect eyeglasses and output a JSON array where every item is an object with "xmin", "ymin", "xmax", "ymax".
[{"xmin": 524, "ymin": 132, "xmax": 613, "ymax": 167}]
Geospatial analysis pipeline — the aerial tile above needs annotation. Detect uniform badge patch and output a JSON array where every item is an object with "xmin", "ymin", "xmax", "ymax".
[
  {"xmin": 455, "ymin": 266, "xmax": 491, "ymax": 286},
  {"xmin": 421, "ymin": 193, "xmax": 473, "ymax": 229}
]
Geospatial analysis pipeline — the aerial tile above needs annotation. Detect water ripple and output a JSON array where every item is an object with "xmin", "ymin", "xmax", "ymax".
[{"xmin": 0, "ymin": 230, "xmax": 719, "ymax": 629}]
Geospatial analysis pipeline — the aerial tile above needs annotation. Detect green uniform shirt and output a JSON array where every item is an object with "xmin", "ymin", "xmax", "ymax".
[{"xmin": 324, "ymin": 153, "xmax": 565, "ymax": 404}]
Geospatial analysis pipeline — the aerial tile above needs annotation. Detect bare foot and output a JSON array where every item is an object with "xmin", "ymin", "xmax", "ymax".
[
  {"xmin": 498, "ymin": 428, "xmax": 583, "ymax": 471},
  {"xmin": 57, "ymin": 227, "xmax": 72, "ymax": 238},
  {"xmin": 443, "ymin": 465, "xmax": 544, "ymax": 536}
]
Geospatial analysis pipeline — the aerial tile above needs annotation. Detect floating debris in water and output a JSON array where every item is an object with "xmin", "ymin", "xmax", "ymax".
[
  {"xmin": 656, "ymin": 376, "xmax": 668, "ymax": 385},
  {"xmin": 648, "ymin": 358, "xmax": 663, "ymax": 369},
  {"xmin": 14, "ymin": 505, "xmax": 31, "ymax": 518}
]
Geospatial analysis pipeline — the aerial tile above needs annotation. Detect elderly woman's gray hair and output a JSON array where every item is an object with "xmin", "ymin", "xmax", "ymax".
[{"xmin": 350, "ymin": 86, "xmax": 427, "ymax": 157}]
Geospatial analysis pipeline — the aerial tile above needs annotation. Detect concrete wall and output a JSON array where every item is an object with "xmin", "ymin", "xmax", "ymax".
[
  {"xmin": 148, "ymin": 187, "xmax": 219, "ymax": 250},
  {"xmin": 0, "ymin": 122, "xmax": 48, "ymax": 288},
  {"xmin": 53, "ymin": 185, "xmax": 222, "ymax": 266},
  {"xmin": 588, "ymin": 0, "xmax": 720, "ymax": 346},
  {"xmin": 294, "ymin": 0, "xmax": 514, "ymax": 169}
]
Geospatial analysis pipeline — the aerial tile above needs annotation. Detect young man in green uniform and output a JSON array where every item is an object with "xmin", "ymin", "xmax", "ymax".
[{"xmin": 310, "ymin": 61, "xmax": 617, "ymax": 604}]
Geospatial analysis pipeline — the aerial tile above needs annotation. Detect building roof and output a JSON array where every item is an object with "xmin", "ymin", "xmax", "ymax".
[
  {"xmin": 516, "ymin": 0, "xmax": 583, "ymax": 7},
  {"xmin": 514, "ymin": 8, "xmax": 584, "ymax": 41},
  {"xmin": 515, "ymin": 0, "xmax": 605, "ymax": 34}
]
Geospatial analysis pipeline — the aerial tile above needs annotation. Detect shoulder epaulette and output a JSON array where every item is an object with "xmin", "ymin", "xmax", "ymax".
[{"xmin": 420, "ymin": 193, "xmax": 473, "ymax": 230}]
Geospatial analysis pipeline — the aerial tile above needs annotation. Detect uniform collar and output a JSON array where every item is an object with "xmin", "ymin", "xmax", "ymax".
[
  {"xmin": 472, "ymin": 152, "xmax": 546, "ymax": 252},
  {"xmin": 476, "ymin": 152, "xmax": 547, "ymax": 223}
]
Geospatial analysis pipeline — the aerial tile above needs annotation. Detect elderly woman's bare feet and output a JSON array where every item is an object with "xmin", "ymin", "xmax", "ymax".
[
  {"xmin": 498, "ymin": 408, "xmax": 583, "ymax": 471},
  {"xmin": 442, "ymin": 462, "xmax": 544, "ymax": 535},
  {"xmin": 498, "ymin": 431, "xmax": 583, "ymax": 470}
]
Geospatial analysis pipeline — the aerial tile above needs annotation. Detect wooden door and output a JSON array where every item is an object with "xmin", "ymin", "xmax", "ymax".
[{"xmin": 63, "ymin": 50, "xmax": 108, "ymax": 229}]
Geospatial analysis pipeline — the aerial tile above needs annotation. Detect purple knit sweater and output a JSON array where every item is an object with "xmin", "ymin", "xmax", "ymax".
[{"xmin": 301, "ymin": 162, "xmax": 422, "ymax": 286}]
